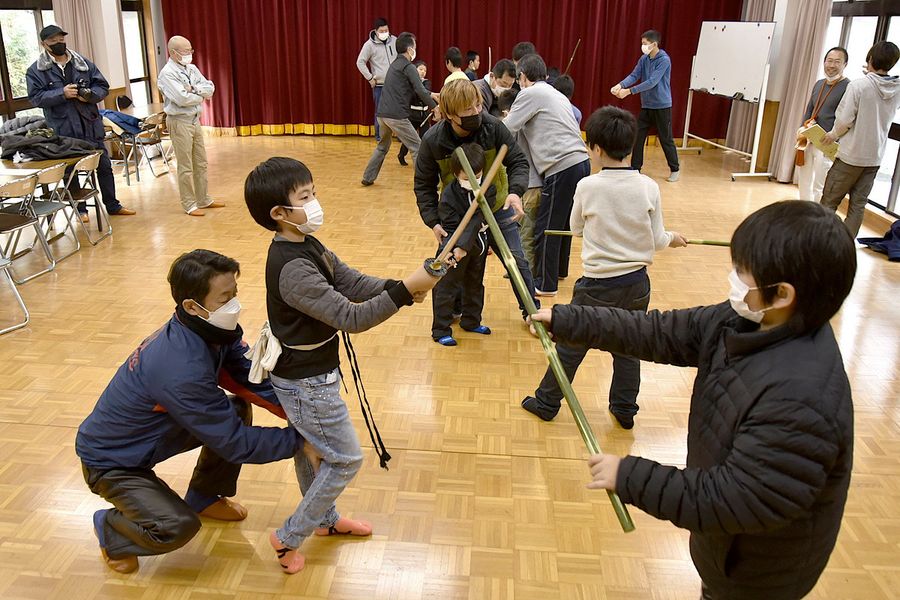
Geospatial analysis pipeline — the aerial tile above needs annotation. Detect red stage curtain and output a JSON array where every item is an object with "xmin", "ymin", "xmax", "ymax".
[{"xmin": 160, "ymin": 0, "xmax": 741, "ymax": 137}]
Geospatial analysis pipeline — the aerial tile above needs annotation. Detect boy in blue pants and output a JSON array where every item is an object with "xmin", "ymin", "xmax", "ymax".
[{"xmin": 244, "ymin": 157, "xmax": 438, "ymax": 573}]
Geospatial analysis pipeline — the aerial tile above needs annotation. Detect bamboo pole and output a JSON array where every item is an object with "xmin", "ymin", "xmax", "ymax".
[
  {"xmin": 544, "ymin": 230, "xmax": 730, "ymax": 247},
  {"xmin": 452, "ymin": 146, "xmax": 636, "ymax": 533},
  {"xmin": 431, "ymin": 146, "xmax": 509, "ymax": 269}
]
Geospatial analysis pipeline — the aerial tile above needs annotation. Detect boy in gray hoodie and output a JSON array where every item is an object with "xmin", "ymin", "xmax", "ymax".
[{"xmin": 821, "ymin": 41, "xmax": 900, "ymax": 236}]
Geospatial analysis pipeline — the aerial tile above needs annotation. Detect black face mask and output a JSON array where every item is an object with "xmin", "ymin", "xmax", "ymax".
[
  {"xmin": 48, "ymin": 42, "xmax": 67, "ymax": 56},
  {"xmin": 458, "ymin": 113, "xmax": 482, "ymax": 132}
]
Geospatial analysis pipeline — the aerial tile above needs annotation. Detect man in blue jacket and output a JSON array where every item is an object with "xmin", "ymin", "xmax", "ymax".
[
  {"xmin": 611, "ymin": 29, "xmax": 681, "ymax": 182},
  {"xmin": 26, "ymin": 25, "xmax": 135, "ymax": 220},
  {"xmin": 76, "ymin": 250, "xmax": 304, "ymax": 574}
]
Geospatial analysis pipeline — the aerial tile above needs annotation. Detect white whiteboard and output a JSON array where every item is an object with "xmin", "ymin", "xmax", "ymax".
[{"xmin": 690, "ymin": 21, "xmax": 776, "ymax": 102}]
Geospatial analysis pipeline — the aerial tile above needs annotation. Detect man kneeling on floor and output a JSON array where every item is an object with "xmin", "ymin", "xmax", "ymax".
[{"xmin": 76, "ymin": 249, "xmax": 306, "ymax": 574}]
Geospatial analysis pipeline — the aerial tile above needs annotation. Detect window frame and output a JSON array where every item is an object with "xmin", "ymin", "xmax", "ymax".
[
  {"xmin": 121, "ymin": 0, "xmax": 150, "ymax": 107},
  {"xmin": 0, "ymin": 1, "xmax": 53, "ymax": 119}
]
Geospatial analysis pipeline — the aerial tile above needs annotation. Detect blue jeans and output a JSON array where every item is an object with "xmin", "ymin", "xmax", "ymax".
[
  {"xmin": 270, "ymin": 369, "xmax": 363, "ymax": 549},
  {"xmin": 489, "ymin": 205, "xmax": 538, "ymax": 317},
  {"xmin": 534, "ymin": 159, "xmax": 591, "ymax": 293},
  {"xmin": 372, "ymin": 86, "xmax": 383, "ymax": 141}
]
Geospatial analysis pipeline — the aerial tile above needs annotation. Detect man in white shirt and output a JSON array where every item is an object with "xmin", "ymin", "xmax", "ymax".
[{"xmin": 158, "ymin": 36, "xmax": 223, "ymax": 216}]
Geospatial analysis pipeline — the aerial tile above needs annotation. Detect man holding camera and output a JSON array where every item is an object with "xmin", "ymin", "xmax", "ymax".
[{"xmin": 26, "ymin": 25, "xmax": 135, "ymax": 220}]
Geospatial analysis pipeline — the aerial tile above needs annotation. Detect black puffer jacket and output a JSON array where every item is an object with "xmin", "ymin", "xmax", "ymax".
[
  {"xmin": 551, "ymin": 302, "xmax": 853, "ymax": 600},
  {"xmin": 0, "ymin": 132, "xmax": 97, "ymax": 161}
]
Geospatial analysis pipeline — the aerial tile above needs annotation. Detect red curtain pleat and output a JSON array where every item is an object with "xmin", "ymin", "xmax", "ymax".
[{"xmin": 159, "ymin": 0, "xmax": 742, "ymax": 137}]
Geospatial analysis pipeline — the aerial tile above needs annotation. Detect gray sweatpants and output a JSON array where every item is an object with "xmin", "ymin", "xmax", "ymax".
[
  {"xmin": 362, "ymin": 117, "xmax": 422, "ymax": 184},
  {"xmin": 820, "ymin": 157, "xmax": 879, "ymax": 237}
]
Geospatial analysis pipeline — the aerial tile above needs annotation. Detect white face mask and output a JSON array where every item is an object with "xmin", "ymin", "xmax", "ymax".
[
  {"xmin": 641, "ymin": 44, "xmax": 653, "ymax": 55},
  {"xmin": 178, "ymin": 52, "xmax": 192, "ymax": 65},
  {"xmin": 491, "ymin": 84, "xmax": 507, "ymax": 97},
  {"xmin": 281, "ymin": 198, "xmax": 324, "ymax": 234},
  {"xmin": 196, "ymin": 296, "xmax": 241, "ymax": 330},
  {"xmin": 377, "ymin": 31, "xmax": 390, "ymax": 42},
  {"xmin": 727, "ymin": 269, "xmax": 772, "ymax": 323},
  {"xmin": 408, "ymin": 48, "xmax": 417, "ymax": 62},
  {"xmin": 458, "ymin": 173, "xmax": 482, "ymax": 192},
  {"xmin": 825, "ymin": 73, "xmax": 843, "ymax": 84}
]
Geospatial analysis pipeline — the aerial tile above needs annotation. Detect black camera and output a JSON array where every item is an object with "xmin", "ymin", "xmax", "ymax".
[{"xmin": 76, "ymin": 79, "xmax": 93, "ymax": 101}]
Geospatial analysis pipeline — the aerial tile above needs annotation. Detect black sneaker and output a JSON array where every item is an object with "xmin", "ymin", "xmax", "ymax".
[
  {"xmin": 361, "ymin": 179, "xmax": 374, "ymax": 187},
  {"xmin": 609, "ymin": 410, "xmax": 634, "ymax": 430},
  {"xmin": 521, "ymin": 396, "xmax": 559, "ymax": 421},
  {"xmin": 398, "ymin": 155, "xmax": 408, "ymax": 166}
]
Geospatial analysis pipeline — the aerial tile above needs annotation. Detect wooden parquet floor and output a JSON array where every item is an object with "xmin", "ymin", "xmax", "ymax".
[{"xmin": 0, "ymin": 135, "xmax": 897, "ymax": 600}]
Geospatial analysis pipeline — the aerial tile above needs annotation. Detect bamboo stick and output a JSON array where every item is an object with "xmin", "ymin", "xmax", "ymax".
[{"xmin": 452, "ymin": 146, "xmax": 636, "ymax": 533}]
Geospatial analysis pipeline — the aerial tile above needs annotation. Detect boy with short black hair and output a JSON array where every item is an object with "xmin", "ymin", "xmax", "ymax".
[
  {"xmin": 533, "ymin": 200, "xmax": 856, "ymax": 600},
  {"xmin": 465, "ymin": 50, "xmax": 480, "ymax": 80},
  {"xmin": 431, "ymin": 142, "xmax": 494, "ymax": 346},
  {"xmin": 522, "ymin": 106, "xmax": 685, "ymax": 428},
  {"xmin": 552, "ymin": 74, "xmax": 582, "ymax": 124},
  {"xmin": 244, "ymin": 157, "xmax": 437, "ymax": 574},
  {"xmin": 444, "ymin": 46, "xmax": 468, "ymax": 85}
]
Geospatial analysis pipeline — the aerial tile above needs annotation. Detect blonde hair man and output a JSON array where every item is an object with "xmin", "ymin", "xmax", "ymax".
[{"xmin": 413, "ymin": 79, "xmax": 540, "ymax": 321}]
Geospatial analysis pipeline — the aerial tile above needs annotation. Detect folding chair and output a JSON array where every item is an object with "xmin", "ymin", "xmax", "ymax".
[
  {"xmin": 32, "ymin": 162, "xmax": 81, "ymax": 261},
  {"xmin": 0, "ymin": 174, "xmax": 56, "ymax": 284},
  {"xmin": 0, "ymin": 254, "xmax": 29, "ymax": 335},
  {"xmin": 104, "ymin": 118, "xmax": 136, "ymax": 186},
  {"xmin": 1, "ymin": 162, "xmax": 79, "ymax": 265},
  {"xmin": 131, "ymin": 112, "xmax": 171, "ymax": 178},
  {"xmin": 61, "ymin": 153, "xmax": 111, "ymax": 245}
]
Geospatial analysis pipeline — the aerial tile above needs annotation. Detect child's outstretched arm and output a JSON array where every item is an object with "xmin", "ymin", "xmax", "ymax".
[
  {"xmin": 538, "ymin": 302, "xmax": 728, "ymax": 368},
  {"xmin": 280, "ymin": 258, "xmax": 414, "ymax": 334},
  {"xmin": 329, "ymin": 250, "xmax": 403, "ymax": 303}
]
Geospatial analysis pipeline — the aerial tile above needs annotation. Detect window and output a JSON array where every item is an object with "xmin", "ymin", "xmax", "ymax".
[
  {"xmin": 0, "ymin": 10, "xmax": 41, "ymax": 98},
  {"xmin": 845, "ymin": 16, "xmax": 878, "ymax": 79},
  {"xmin": 0, "ymin": 2, "xmax": 53, "ymax": 121},
  {"xmin": 120, "ymin": 1, "xmax": 150, "ymax": 108}
]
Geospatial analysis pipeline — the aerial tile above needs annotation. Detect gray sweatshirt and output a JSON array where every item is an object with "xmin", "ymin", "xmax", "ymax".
[
  {"xmin": 831, "ymin": 72, "xmax": 900, "ymax": 167},
  {"xmin": 356, "ymin": 30, "xmax": 397, "ymax": 85},
  {"xmin": 502, "ymin": 81, "xmax": 588, "ymax": 178}
]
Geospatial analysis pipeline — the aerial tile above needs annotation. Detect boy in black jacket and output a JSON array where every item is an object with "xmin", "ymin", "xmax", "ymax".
[
  {"xmin": 531, "ymin": 201, "xmax": 856, "ymax": 600},
  {"xmin": 432, "ymin": 143, "xmax": 493, "ymax": 345}
]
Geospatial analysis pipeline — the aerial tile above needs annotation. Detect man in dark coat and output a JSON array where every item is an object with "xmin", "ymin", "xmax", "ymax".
[{"xmin": 26, "ymin": 25, "xmax": 134, "ymax": 219}]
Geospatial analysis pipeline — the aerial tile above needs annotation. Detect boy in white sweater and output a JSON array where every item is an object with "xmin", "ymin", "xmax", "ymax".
[{"xmin": 522, "ymin": 106, "xmax": 686, "ymax": 429}]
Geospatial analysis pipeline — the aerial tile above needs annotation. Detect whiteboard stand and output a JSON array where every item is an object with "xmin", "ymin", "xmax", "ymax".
[{"xmin": 679, "ymin": 60, "xmax": 773, "ymax": 181}]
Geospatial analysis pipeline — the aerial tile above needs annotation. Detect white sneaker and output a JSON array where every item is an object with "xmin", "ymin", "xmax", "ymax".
[
  {"xmin": 667, "ymin": 171, "xmax": 681, "ymax": 183},
  {"xmin": 535, "ymin": 289, "xmax": 557, "ymax": 297}
]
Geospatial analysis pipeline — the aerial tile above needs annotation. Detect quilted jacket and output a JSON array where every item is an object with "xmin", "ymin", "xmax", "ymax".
[{"xmin": 551, "ymin": 301, "xmax": 853, "ymax": 600}]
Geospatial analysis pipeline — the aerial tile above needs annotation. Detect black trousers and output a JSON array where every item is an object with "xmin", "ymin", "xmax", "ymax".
[
  {"xmin": 432, "ymin": 242, "xmax": 487, "ymax": 339},
  {"xmin": 533, "ymin": 159, "xmax": 591, "ymax": 293},
  {"xmin": 631, "ymin": 107, "xmax": 680, "ymax": 173},
  {"xmin": 81, "ymin": 397, "xmax": 251, "ymax": 559},
  {"xmin": 533, "ymin": 270, "xmax": 651, "ymax": 416}
]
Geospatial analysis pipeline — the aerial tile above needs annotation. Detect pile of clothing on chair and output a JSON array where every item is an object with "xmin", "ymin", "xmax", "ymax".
[{"xmin": 0, "ymin": 115, "xmax": 98, "ymax": 162}]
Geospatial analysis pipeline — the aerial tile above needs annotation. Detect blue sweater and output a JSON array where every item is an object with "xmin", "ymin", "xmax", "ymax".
[
  {"xmin": 621, "ymin": 50, "xmax": 673, "ymax": 109},
  {"xmin": 76, "ymin": 314, "xmax": 299, "ymax": 470}
]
